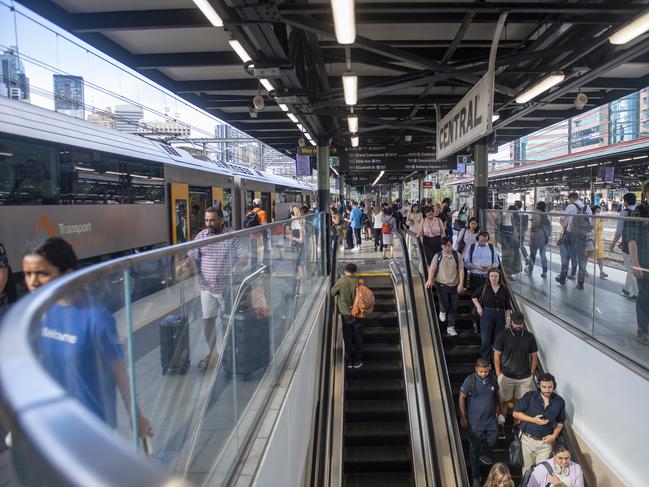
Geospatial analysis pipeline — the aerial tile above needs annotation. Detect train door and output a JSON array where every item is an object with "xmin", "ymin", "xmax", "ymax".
[
  {"xmin": 189, "ymin": 187, "xmax": 210, "ymax": 240},
  {"xmin": 170, "ymin": 182, "xmax": 189, "ymax": 244},
  {"xmin": 260, "ymin": 192, "xmax": 272, "ymax": 221}
]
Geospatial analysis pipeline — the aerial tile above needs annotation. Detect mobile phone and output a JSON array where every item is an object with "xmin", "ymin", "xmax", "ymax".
[{"xmin": 142, "ymin": 435, "xmax": 153, "ymax": 456}]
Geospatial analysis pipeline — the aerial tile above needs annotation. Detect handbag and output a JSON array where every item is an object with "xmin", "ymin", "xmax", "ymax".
[
  {"xmin": 456, "ymin": 228, "xmax": 467, "ymax": 255},
  {"xmin": 508, "ymin": 430, "xmax": 523, "ymax": 467}
]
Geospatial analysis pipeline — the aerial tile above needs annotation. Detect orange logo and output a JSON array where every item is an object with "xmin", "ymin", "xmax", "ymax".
[{"xmin": 34, "ymin": 216, "xmax": 57, "ymax": 238}]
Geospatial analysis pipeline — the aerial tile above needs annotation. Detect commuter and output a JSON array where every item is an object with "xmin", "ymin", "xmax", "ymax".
[
  {"xmin": 513, "ymin": 200, "xmax": 530, "ymax": 266},
  {"xmin": 455, "ymin": 217, "xmax": 479, "ymax": 260},
  {"xmin": 244, "ymin": 197, "xmax": 268, "ymax": 227},
  {"xmin": 426, "ymin": 237, "xmax": 464, "ymax": 336},
  {"xmin": 610, "ymin": 192, "xmax": 638, "ymax": 300},
  {"xmin": 382, "ymin": 207, "xmax": 397, "ymax": 260},
  {"xmin": 331, "ymin": 263, "xmax": 362, "ymax": 367},
  {"xmin": 189, "ymin": 203, "xmax": 202, "ymax": 239},
  {"xmin": 472, "ymin": 268, "xmax": 512, "ymax": 361},
  {"xmin": 184, "ymin": 207, "xmax": 247, "ymax": 370},
  {"xmin": 406, "ymin": 203, "xmax": 423, "ymax": 235},
  {"xmin": 528, "ymin": 202, "xmax": 551, "ymax": 277},
  {"xmin": 361, "ymin": 201, "xmax": 372, "ymax": 240},
  {"xmin": 493, "ymin": 311, "xmax": 538, "ymax": 434},
  {"xmin": 343, "ymin": 205, "xmax": 354, "ymax": 250},
  {"xmin": 524, "ymin": 443, "xmax": 584, "ymax": 487},
  {"xmin": 591, "ymin": 206, "xmax": 608, "ymax": 279},
  {"xmin": 455, "ymin": 202, "xmax": 469, "ymax": 233},
  {"xmin": 349, "ymin": 201, "xmax": 363, "ymax": 251},
  {"xmin": 419, "ymin": 205, "xmax": 446, "ymax": 264},
  {"xmin": 400, "ymin": 200, "xmax": 412, "ymax": 227},
  {"xmin": 331, "ymin": 207, "xmax": 343, "ymax": 243},
  {"xmin": 459, "ymin": 357, "xmax": 502, "ymax": 486},
  {"xmin": 556, "ymin": 192, "xmax": 592, "ymax": 289},
  {"xmin": 628, "ymin": 180, "xmax": 649, "ymax": 345},
  {"xmin": 465, "ymin": 231, "xmax": 500, "ymax": 292},
  {"xmin": 513, "ymin": 373, "xmax": 566, "ymax": 473},
  {"xmin": 289, "ymin": 205, "xmax": 306, "ymax": 277},
  {"xmin": 23, "ymin": 237, "xmax": 152, "ymax": 435},
  {"xmin": 0, "ymin": 242, "xmax": 9, "ymax": 318},
  {"xmin": 500, "ymin": 205, "xmax": 522, "ymax": 280},
  {"xmin": 483, "ymin": 462, "xmax": 514, "ymax": 487},
  {"xmin": 441, "ymin": 197, "xmax": 454, "ymax": 238},
  {"xmin": 371, "ymin": 206, "xmax": 384, "ymax": 252}
]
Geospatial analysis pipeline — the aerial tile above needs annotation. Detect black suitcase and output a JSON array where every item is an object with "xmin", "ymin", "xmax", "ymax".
[
  {"xmin": 223, "ymin": 313, "xmax": 270, "ymax": 379},
  {"xmin": 160, "ymin": 284, "xmax": 190, "ymax": 374}
]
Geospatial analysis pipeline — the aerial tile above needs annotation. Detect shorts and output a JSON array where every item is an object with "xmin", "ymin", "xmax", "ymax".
[
  {"xmin": 498, "ymin": 374, "xmax": 536, "ymax": 402},
  {"xmin": 200, "ymin": 290, "xmax": 224, "ymax": 320}
]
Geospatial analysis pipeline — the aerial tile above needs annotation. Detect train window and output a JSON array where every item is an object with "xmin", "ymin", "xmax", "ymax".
[{"xmin": 0, "ymin": 136, "xmax": 165, "ymax": 205}]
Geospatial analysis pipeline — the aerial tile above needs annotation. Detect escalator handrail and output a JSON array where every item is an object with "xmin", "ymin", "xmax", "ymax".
[
  {"xmin": 310, "ymin": 220, "xmax": 339, "ymax": 487},
  {"xmin": 402, "ymin": 229, "xmax": 471, "ymax": 486}
]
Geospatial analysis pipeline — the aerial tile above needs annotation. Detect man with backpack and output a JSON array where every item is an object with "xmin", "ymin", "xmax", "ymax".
[
  {"xmin": 628, "ymin": 180, "xmax": 649, "ymax": 345},
  {"xmin": 332, "ymin": 263, "xmax": 374, "ymax": 368},
  {"xmin": 522, "ymin": 443, "xmax": 584, "ymax": 487},
  {"xmin": 459, "ymin": 357, "xmax": 503, "ymax": 487},
  {"xmin": 465, "ymin": 231, "xmax": 500, "ymax": 292},
  {"xmin": 556, "ymin": 193, "xmax": 592, "ymax": 289},
  {"xmin": 426, "ymin": 237, "xmax": 464, "ymax": 336}
]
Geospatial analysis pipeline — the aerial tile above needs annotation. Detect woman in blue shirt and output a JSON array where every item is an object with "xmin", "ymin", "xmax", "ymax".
[{"xmin": 22, "ymin": 237, "xmax": 152, "ymax": 436}]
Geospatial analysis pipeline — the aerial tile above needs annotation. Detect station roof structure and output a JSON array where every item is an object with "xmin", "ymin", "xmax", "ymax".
[{"xmin": 19, "ymin": 0, "xmax": 649, "ymax": 168}]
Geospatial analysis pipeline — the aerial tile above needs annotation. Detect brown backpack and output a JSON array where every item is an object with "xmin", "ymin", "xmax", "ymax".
[{"xmin": 351, "ymin": 279, "xmax": 375, "ymax": 319}]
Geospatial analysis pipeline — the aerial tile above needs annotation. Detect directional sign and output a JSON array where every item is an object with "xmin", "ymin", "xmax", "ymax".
[{"xmin": 339, "ymin": 144, "xmax": 456, "ymax": 172}]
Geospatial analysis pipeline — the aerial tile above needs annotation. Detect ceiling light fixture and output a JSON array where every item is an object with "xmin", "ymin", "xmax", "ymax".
[
  {"xmin": 342, "ymin": 72, "xmax": 358, "ymax": 106},
  {"xmin": 331, "ymin": 0, "xmax": 356, "ymax": 44},
  {"xmin": 372, "ymin": 170, "xmax": 385, "ymax": 186},
  {"xmin": 228, "ymin": 39, "xmax": 251, "ymax": 63},
  {"xmin": 278, "ymin": 104, "xmax": 289, "ymax": 112},
  {"xmin": 609, "ymin": 9, "xmax": 649, "ymax": 45},
  {"xmin": 331, "ymin": 166, "xmax": 340, "ymax": 177},
  {"xmin": 260, "ymin": 78, "xmax": 274, "ymax": 93},
  {"xmin": 347, "ymin": 114, "xmax": 358, "ymax": 133},
  {"xmin": 287, "ymin": 113, "xmax": 298, "ymax": 123},
  {"xmin": 515, "ymin": 72, "xmax": 565, "ymax": 104},
  {"xmin": 492, "ymin": 113, "xmax": 500, "ymax": 122},
  {"xmin": 192, "ymin": 0, "xmax": 224, "ymax": 27},
  {"xmin": 351, "ymin": 135, "xmax": 359, "ymax": 147}
]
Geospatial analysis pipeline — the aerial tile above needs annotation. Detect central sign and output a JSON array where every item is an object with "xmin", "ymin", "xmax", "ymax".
[{"xmin": 339, "ymin": 144, "xmax": 456, "ymax": 172}]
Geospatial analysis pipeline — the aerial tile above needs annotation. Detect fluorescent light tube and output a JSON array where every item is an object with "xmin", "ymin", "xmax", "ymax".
[
  {"xmin": 260, "ymin": 78, "xmax": 274, "ymax": 92},
  {"xmin": 193, "ymin": 0, "xmax": 224, "ymax": 27},
  {"xmin": 609, "ymin": 10, "xmax": 649, "ymax": 45},
  {"xmin": 307, "ymin": 137, "xmax": 317, "ymax": 146},
  {"xmin": 492, "ymin": 113, "xmax": 500, "ymax": 122},
  {"xmin": 278, "ymin": 104, "xmax": 289, "ymax": 112},
  {"xmin": 331, "ymin": 0, "xmax": 356, "ymax": 44},
  {"xmin": 515, "ymin": 72, "xmax": 565, "ymax": 104},
  {"xmin": 372, "ymin": 170, "xmax": 385, "ymax": 186},
  {"xmin": 342, "ymin": 72, "xmax": 358, "ymax": 106},
  {"xmin": 348, "ymin": 114, "xmax": 358, "ymax": 133},
  {"xmin": 331, "ymin": 166, "xmax": 340, "ymax": 176},
  {"xmin": 288, "ymin": 113, "xmax": 298, "ymax": 123},
  {"xmin": 228, "ymin": 39, "xmax": 251, "ymax": 63},
  {"xmin": 297, "ymin": 124, "xmax": 304, "ymax": 132},
  {"xmin": 351, "ymin": 135, "xmax": 359, "ymax": 147}
]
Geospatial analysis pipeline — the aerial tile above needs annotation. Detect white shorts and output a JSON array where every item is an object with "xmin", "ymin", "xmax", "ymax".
[
  {"xmin": 498, "ymin": 374, "xmax": 536, "ymax": 402},
  {"xmin": 200, "ymin": 290, "xmax": 224, "ymax": 320}
]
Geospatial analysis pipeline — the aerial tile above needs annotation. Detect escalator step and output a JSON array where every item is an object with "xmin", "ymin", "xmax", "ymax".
[
  {"xmin": 344, "ymin": 422, "xmax": 410, "ymax": 446},
  {"xmin": 361, "ymin": 343, "xmax": 402, "ymax": 360},
  {"xmin": 345, "ymin": 360, "xmax": 402, "ymax": 379},
  {"xmin": 344, "ymin": 473, "xmax": 414, "ymax": 487},
  {"xmin": 345, "ymin": 399, "xmax": 407, "ymax": 422},
  {"xmin": 344, "ymin": 446, "xmax": 412, "ymax": 473},
  {"xmin": 363, "ymin": 326, "xmax": 400, "ymax": 343},
  {"xmin": 345, "ymin": 379, "xmax": 404, "ymax": 400}
]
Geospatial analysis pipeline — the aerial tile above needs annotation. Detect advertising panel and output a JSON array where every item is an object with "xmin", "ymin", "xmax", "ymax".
[{"xmin": 0, "ymin": 204, "xmax": 168, "ymax": 268}]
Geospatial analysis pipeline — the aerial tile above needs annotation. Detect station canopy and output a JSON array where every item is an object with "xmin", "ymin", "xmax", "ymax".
[{"xmin": 21, "ymin": 0, "xmax": 649, "ymax": 184}]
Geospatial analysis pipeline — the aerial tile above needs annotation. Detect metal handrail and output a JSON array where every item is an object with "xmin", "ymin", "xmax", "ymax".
[
  {"xmin": 485, "ymin": 208, "xmax": 648, "ymax": 223},
  {"xmin": 181, "ymin": 264, "xmax": 268, "ymax": 479},
  {"xmin": 402, "ymin": 229, "xmax": 470, "ymax": 486}
]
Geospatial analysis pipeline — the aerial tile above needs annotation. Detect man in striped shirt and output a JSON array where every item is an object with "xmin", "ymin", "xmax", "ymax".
[{"xmin": 185, "ymin": 207, "xmax": 247, "ymax": 370}]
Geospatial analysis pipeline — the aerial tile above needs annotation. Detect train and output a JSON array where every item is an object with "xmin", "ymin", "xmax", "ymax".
[{"xmin": 0, "ymin": 96, "xmax": 319, "ymax": 279}]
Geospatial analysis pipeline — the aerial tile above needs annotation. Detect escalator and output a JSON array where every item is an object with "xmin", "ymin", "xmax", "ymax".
[{"xmin": 342, "ymin": 275, "xmax": 414, "ymax": 487}]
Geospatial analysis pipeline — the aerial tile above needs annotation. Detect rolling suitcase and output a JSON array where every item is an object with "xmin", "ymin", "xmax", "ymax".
[{"xmin": 160, "ymin": 283, "xmax": 190, "ymax": 374}]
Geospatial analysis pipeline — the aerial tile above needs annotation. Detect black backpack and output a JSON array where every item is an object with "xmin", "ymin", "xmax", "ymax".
[
  {"xmin": 519, "ymin": 461, "xmax": 555, "ymax": 487},
  {"xmin": 469, "ymin": 243, "xmax": 496, "ymax": 266},
  {"xmin": 570, "ymin": 203, "xmax": 593, "ymax": 235},
  {"xmin": 243, "ymin": 209, "xmax": 260, "ymax": 228}
]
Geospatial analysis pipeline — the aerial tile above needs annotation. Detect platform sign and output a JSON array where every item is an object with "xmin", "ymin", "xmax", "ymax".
[
  {"xmin": 339, "ymin": 144, "xmax": 456, "ymax": 172},
  {"xmin": 422, "ymin": 181, "xmax": 433, "ymax": 189},
  {"xmin": 329, "ymin": 156, "xmax": 339, "ymax": 167}
]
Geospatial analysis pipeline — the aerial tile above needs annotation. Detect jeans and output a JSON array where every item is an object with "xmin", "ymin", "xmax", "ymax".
[
  {"xmin": 437, "ymin": 283, "xmax": 459, "ymax": 327},
  {"xmin": 558, "ymin": 232, "xmax": 582, "ymax": 282},
  {"xmin": 529, "ymin": 242, "xmax": 548, "ymax": 273},
  {"xmin": 637, "ymin": 273, "xmax": 649, "ymax": 335},
  {"xmin": 353, "ymin": 227, "xmax": 362, "ymax": 247},
  {"xmin": 373, "ymin": 228, "xmax": 383, "ymax": 251},
  {"xmin": 480, "ymin": 307, "xmax": 506, "ymax": 360},
  {"xmin": 518, "ymin": 229, "xmax": 529, "ymax": 260},
  {"xmin": 342, "ymin": 315, "xmax": 363, "ymax": 363},
  {"xmin": 468, "ymin": 420, "xmax": 497, "ymax": 479}
]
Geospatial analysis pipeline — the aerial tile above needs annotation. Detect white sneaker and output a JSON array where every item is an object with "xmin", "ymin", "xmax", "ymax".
[
  {"xmin": 351, "ymin": 247, "xmax": 360, "ymax": 252},
  {"xmin": 439, "ymin": 311, "xmax": 447, "ymax": 322},
  {"xmin": 497, "ymin": 414, "xmax": 506, "ymax": 426},
  {"xmin": 447, "ymin": 326, "xmax": 458, "ymax": 336}
]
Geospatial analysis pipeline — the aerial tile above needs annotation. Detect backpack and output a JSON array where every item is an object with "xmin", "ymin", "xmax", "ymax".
[
  {"xmin": 520, "ymin": 461, "xmax": 555, "ymax": 487},
  {"xmin": 382, "ymin": 217, "xmax": 393, "ymax": 235},
  {"xmin": 465, "ymin": 372, "xmax": 499, "ymax": 409},
  {"xmin": 244, "ymin": 209, "xmax": 260, "ymax": 228},
  {"xmin": 469, "ymin": 243, "xmax": 496, "ymax": 266},
  {"xmin": 569, "ymin": 203, "xmax": 592, "ymax": 235},
  {"xmin": 433, "ymin": 250, "xmax": 459, "ymax": 280},
  {"xmin": 351, "ymin": 280, "xmax": 375, "ymax": 319}
]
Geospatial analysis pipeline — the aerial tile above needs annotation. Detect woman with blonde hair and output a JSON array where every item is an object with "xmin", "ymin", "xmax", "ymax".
[{"xmin": 483, "ymin": 462, "xmax": 514, "ymax": 487}]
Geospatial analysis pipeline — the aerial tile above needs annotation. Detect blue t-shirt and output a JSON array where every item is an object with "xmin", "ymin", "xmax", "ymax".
[
  {"xmin": 40, "ymin": 300, "xmax": 124, "ymax": 427},
  {"xmin": 460, "ymin": 373, "xmax": 498, "ymax": 428},
  {"xmin": 350, "ymin": 207, "xmax": 363, "ymax": 229}
]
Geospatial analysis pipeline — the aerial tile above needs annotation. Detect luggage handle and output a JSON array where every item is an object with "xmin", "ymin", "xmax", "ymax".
[{"xmin": 179, "ymin": 278, "xmax": 186, "ymax": 319}]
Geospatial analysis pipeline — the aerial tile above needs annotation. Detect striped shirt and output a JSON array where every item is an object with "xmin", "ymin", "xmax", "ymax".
[{"xmin": 188, "ymin": 227, "xmax": 246, "ymax": 293}]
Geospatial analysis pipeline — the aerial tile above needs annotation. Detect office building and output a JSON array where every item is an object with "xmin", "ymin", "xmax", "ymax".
[
  {"xmin": 114, "ymin": 104, "xmax": 144, "ymax": 133},
  {"xmin": 53, "ymin": 75, "xmax": 85, "ymax": 119},
  {"xmin": 0, "ymin": 46, "xmax": 30, "ymax": 101},
  {"xmin": 87, "ymin": 107, "xmax": 117, "ymax": 129}
]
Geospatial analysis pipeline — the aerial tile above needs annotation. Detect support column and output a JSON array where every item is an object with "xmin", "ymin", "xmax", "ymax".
[
  {"xmin": 339, "ymin": 173, "xmax": 345, "ymax": 204},
  {"xmin": 474, "ymin": 138, "xmax": 489, "ymax": 217},
  {"xmin": 317, "ymin": 144, "xmax": 330, "ymax": 212},
  {"xmin": 418, "ymin": 175, "xmax": 423, "ymax": 204}
]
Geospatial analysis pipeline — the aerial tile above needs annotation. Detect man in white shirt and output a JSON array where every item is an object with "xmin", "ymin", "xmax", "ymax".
[{"xmin": 556, "ymin": 193, "xmax": 592, "ymax": 290}]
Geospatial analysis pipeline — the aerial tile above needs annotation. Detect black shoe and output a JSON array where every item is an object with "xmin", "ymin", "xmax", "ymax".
[
  {"xmin": 555, "ymin": 276, "xmax": 565, "ymax": 285},
  {"xmin": 622, "ymin": 289, "xmax": 631, "ymax": 297},
  {"xmin": 629, "ymin": 295, "xmax": 638, "ymax": 301},
  {"xmin": 478, "ymin": 454, "xmax": 493, "ymax": 465}
]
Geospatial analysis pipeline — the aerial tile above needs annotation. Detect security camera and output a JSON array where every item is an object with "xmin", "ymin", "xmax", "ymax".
[
  {"xmin": 253, "ymin": 94, "xmax": 265, "ymax": 111},
  {"xmin": 574, "ymin": 92, "xmax": 588, "ymax": 110}
]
